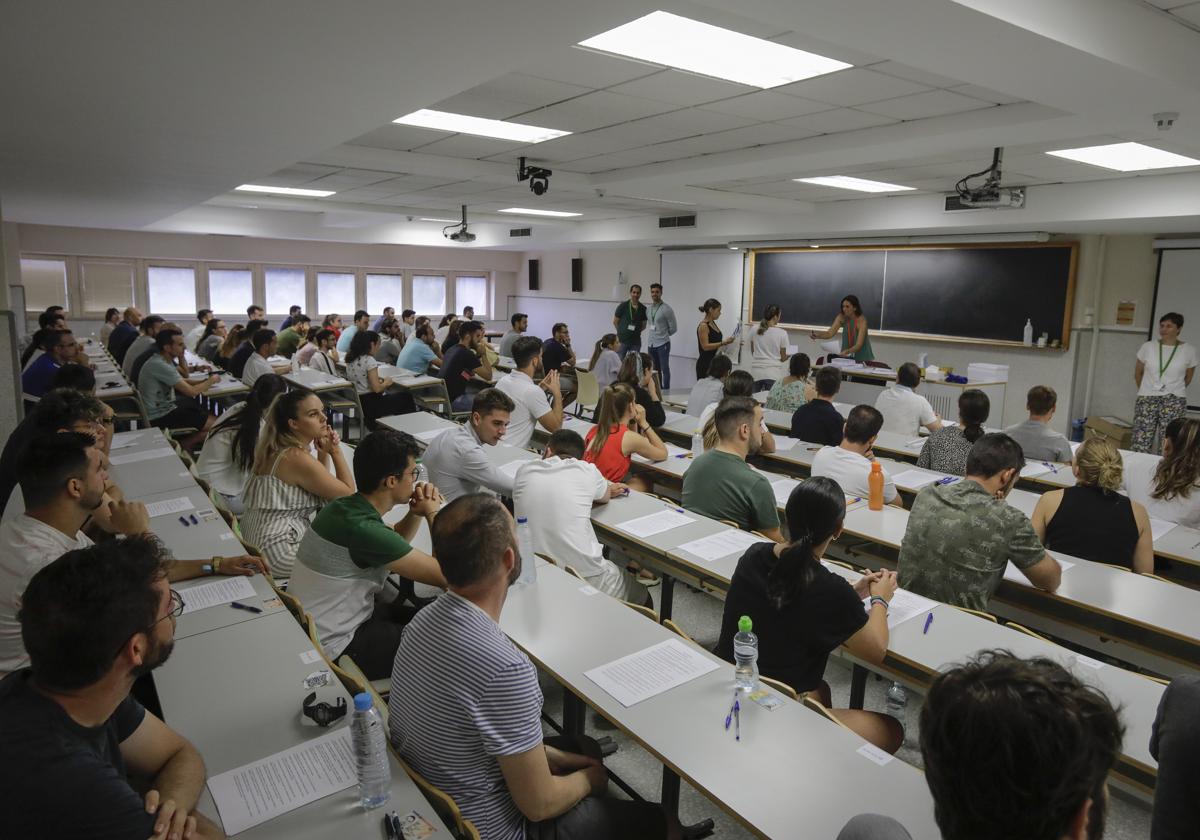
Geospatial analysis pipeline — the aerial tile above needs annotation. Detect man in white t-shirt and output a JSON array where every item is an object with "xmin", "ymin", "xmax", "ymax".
[
  {"xmin": 513, "ymin": 429, "xmax": 649, "ymax": 605},
  {"xmin": 185, "ymin": 309, "xmax": 211, "ymax": 352},
  {"xmin": 874, "ymin": 362, "xmax": 941, "ymax": 437},
  {"xmin": 812, "ymin": 404, "xmax": 902, "ymax": 507},
  {"xmin": 495, "ymin": 336, "xmax": 562, "ymax": 449}
]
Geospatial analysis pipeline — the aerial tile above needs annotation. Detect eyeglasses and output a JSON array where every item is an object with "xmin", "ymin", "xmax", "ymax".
[{"xmin": 153, "ymin": 589, "xmax": 185, "ymax": 625}]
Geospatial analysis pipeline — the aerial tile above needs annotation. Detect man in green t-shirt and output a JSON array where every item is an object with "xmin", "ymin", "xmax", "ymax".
[
  {"xmin": 288, "ymin": 428, "xmax": 447, "ymax": 679},
  {"xmin": 682, "ymin": 396, "xmax": 783, "ymax": 542},
  {"xmin": 275, "ymin": 314, "xmax": 311, "ymax": 358},
  {"xmin": 612, "ymin": 284, "xmax": 648, "ymax": 359}
]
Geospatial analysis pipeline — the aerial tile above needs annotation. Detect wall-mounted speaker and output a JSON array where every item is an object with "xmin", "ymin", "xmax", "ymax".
[
  {"xmin": 570, "ymin": 258, "xmax": 583, "ymax": 293},
  {"xmin": 528, "ymin": 259, "xmax": 540, "ymax": 291}
]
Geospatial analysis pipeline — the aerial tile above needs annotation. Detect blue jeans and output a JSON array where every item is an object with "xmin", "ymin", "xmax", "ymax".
[
  {"xmin": 648, "ymin": 342, "xmax": 671, "ymax": 389},
  {"xmin": 618, "ymin": 342, "xmax": 640, "ymax": 360}
]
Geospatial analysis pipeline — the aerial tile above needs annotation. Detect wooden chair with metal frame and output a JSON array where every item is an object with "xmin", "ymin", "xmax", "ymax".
[
  {"xmin": 1140, "ymin": 572, "xmax": 1174, "ymax": 583},
  {"xmin": 665, "ymin": 615, "xmax": 800, "ymax": 702},
  {"xmin": 662, "ymin": 618, "xmax": 695, "ymax": 643},
  {"xmin": 1003, "ymin": 621, "xmax": 1052, "ymax": 642},
  {"xmin": 949, "ymin": 604, "xmax": 998, "ymax": 623},
  {"xmin": 573, "ymin": 369, "xmax": 600, "ymax": 419},
  {"xmin": 802, "ymin": 694, "xmax": 853, "ymax": 731},
  {"xmin": 622, "ymin": 600, "xmax": 659, "ymax": 622}
]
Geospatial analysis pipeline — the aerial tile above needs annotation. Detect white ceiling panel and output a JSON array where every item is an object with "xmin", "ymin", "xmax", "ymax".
[
  {"xmin": 414, "ymin": 180, "xmax": 495, "ymax": 197},
  {"xmin": 778, "ymin": 108, "xmax": 898, "ymax": 133},
  {"xmin": 304, "ymin": 168, "xmax": 398, "ymax": 189},
  {"xmin": 947, "ymin": 83, "xmax": 1023, "ymax": 105},
  {"xmin": 1169, "ymin": 3, "xmax": 1200, "ymax": 24},
  {"xmin": 608, "ymin": 70, "xmax": 755, "ymax": 107},
  {"xmin": 427, "ymin": 91, "xmax": 533, "ymax": 121},
  {"xmin": 348, "ymin": 124, "xmax": 450, "ymax": 152},
  {"xmin": 496, "ymin": 132, "xmax": 635, "ymax": 164},
  {"xmin": 470, "ymin": 73, "xmax": 592, "ymax": 108},
  {"xmin": 859, "ymin": 89, "xmax": 993, "ymax": 120},
  {"xmin": 699, "ymin": 91, "xmax": 832, "ymax": 121},
  {"xmin": 656, "ymin": 122, "xmax": 816, "ymax": 157},
  {"xmin": 520, "ymin": 89, "xmax": 674, "ymax": 132},
  {"xmin": 260, "ymin": 164, "xmax": 342, "ymax": 185},
  {"xmin": 774, "ymin": 68, "xmax": 931, "ymax": 106},
  {"xmin": 518, "ymin": 45, "xmax": 660, "ymax": 89},
  {"xmin": 867, "ymin": 60, "xmax": 964, "ymax": 89},
  {"xmin": 765, "ymin": 30, "xmax": 882, "ymax": 67},
  {"xmin": 410, "ymin": 134, "xmax": 530, "ymax": 159}
]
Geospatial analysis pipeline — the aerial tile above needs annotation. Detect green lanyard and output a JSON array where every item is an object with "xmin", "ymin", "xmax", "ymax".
[
  {"xmin": 629, "ymin": 301, "xmax": 637, "ymax": 322},
  {"xmin": 1159, "ymin": 341, "xmax": 1180, "ymax": 379}
]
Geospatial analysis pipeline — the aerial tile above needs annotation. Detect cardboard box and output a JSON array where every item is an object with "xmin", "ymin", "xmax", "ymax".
[{"xmin": 1085, "ymin": 415, "xmax": 1133, "ymax": 449}]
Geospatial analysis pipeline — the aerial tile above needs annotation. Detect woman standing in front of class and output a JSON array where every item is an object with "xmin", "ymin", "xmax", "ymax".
[
  {"xmin": 1133, "ymin": 311, "xmax": 1197, "ymax": 453},
  {"xmin": 809, "ymin": 294, "xmax": 875, "ymax": 362},
  {"xmin": 695, "ymin": 298, "xmax": 735, "ymax": 379}
]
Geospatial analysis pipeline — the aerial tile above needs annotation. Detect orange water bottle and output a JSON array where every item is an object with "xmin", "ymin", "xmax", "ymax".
[{"xmin": 868, "ymin": 461, "xmax": 884, "ymax": 511}]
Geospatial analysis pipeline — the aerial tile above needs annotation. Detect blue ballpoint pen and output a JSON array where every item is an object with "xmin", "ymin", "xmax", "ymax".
[{"xmin": 734, "ymin": 700, "xmax": 740, "ymax": 741}]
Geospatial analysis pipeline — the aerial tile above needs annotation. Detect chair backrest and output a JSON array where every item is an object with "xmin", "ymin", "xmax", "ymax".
[
  {"xmin": 950, "ymin": 604, "xmax": 998, "ymax": 623},
  {"xmin": 269, "ymin": 577, "xmax": 306, "ymax": 624},
  {"xmin": 562, "ymin": 565, "xmax": 586, "ymax": 581},
  {"xmin": 802, "ymin": 695, "xmax": 852, "ymax": 731},
  {"xmin": 392, "ymin": 750, "xmax": 472, "ymax": 838},
  {"xmin": 575, "ymin": 369, "xmax": 600, "ymax": 408},
  {"xmin": 662, "ymin": 618, "xmax": 696, "ymax": 644},
  {"xmin": 1141, "ymin": 572, "xmax": 1172, "ymax": 583},
  {"xmin": 761, "ymin": 675, "xmax": 800, "ymax": 701},
  {"xmin": 622, "ymin": 600, "xmax": 659, "ymax": 622},
  {"xmin": 1003, "ymin": 621, "xmax": 1051, "ymax": 642},
  {"xmin": 536, "ymin": 552, "xmax": 559, "ymax": 568},
  {"xmin": 821, "ymin": 557, "xmax": 855, "ymax": 571}
]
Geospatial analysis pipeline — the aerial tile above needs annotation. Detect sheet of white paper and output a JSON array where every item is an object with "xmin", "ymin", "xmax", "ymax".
[
  {"xmin": 1003, "ymin": 557, "xmax": 1074, "ymax": 584},
  {"xmin": 584, "ymin": 638, "xmax": 720, "ymax": 707},
  {"xmin": 497, "ymin": 459, "xmax": 527, "ymax": 479},
  {"xmin": 676, "ymin": 529, "xmax": 769, "ymax": 562},
  {"xmin": 1069, "ymin": 440, "xmax": 1082, "ymax": 454},
  {"xmin": 413, "ymin": 427, "xmax": 450, "ymax": 443},
  {"xmin": 891, "ymin": 470, "xmax": 944, "ymax": 489},
  {"xmin": 145, "ymin": 496, "xmax": 195, "ymax": 517},
  {"xmin": 206, "ymin": 727, "xmax": 358, "ymax": 834},
  {"xmin": 786, "ymin": 344, "xmax": 799, "ymax": 355},
  {"xmin": 109, "ymin": 448, "xmax": 176, "ymax": 466},
  {"xmin": 862, "ymin": 589, "xmax": 939, "ymax": 630},
  {"xmin": 769, "ymin": 479, "xmax": 798, "ymax": 507},
  {"xmin": 856, "ymin": 743, "xmax": 894, "ymax": 766},
  {"xmin": 905, "ymin": 438, "xmax": 926, "ymax": 450},
  {"xmin": 179, "ymin": 577, "xmax": 258, "ymax": 614},
  {"xmin": 772, "ymin": 436, "xmax": 800, "ymax": 451},
  {"xmin": 615, "ymin": 510, "xmax": 696, "ymax": 538},
  {"xmin": 1149, "ymin": 517, "xmax": 1178, "ymax": 541},
  {"xmin": 1019, "ymin": 462, "xmax": 1053, "ymax": 478}
]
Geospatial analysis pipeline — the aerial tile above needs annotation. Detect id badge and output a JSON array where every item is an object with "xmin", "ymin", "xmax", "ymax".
[{"xmin": 627, "ymin": 324, "xmax": 636, "ymax": 331}]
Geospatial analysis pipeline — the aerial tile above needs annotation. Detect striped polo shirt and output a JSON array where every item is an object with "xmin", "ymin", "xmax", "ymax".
[{"xmin": 389, "ymin": 591, "xmax": 542, "ymax": 840}]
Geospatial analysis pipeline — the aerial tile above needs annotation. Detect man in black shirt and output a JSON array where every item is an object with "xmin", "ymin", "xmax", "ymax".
[
  {"xmin": 790, "ymin": 365, "xmax": 844, "ymax": 446},
  {"xmin": 540, "ymin": 322, "xmax": 579, "ymax": 406},
  {"xmin": 0, "ymin": 536, "xmax": 221, "ymax": 839},
  {"xmin": 441, "ymin": 320, "xmax": 493, "ymax": 411}
]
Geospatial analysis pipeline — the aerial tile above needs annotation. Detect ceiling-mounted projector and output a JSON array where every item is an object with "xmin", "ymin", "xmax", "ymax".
[
  {"xmin": 443, "ymin": 205, "xmax": 476, "ymax": 243},
  {"xmin": 948, "ymin": 147, "xmax": 1026, "ymax": 210}
]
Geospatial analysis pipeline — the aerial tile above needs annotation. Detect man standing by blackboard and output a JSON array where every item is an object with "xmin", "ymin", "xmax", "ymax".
[
  {"xmin": 646, "ymin": 283, "xmax": 678, "ymax": 389},
  {"xmin": 614, "ymin": 284, "xmax": 648, "ymax": 360}
]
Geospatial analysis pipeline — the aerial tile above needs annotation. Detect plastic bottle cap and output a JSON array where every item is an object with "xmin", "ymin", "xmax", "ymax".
[
  {"xmin": 353, "ymin": 692, "xmax": 373, "ymax": 711},
  {"xmin": 870, "ymin": 461, "xmax": 882, "ymax": 472},
  {"xmin": 738, "ymin": 615, "xmax": 752, "ymax": 633},
  {"xmin": 517, "ymin": 516, "xmax": 528, "ymax": 524}
]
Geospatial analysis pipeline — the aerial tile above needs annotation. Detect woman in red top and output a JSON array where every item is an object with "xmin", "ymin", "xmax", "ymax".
[{"xmin": 584, "ymin": 383, "xmax": 668, "ymax": 493}]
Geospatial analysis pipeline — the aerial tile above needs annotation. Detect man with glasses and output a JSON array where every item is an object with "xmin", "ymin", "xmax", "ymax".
[
  {"xmin": 289, "ymin": 428, "xmax": 446, "ymax": 680},
  {"xmin": 0, "ymin": 434, "xmax": 265, "ymax": 678},
  {"xmin": 21, "ymin": 328, "xmax": 81, "ymax": 398},
  {"xmin": 0, "ymin": 535, "xmax": 225, "ymax": 839}
]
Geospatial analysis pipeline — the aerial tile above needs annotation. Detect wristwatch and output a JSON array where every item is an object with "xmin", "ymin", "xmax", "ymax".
[{"xmin": 201, "ymin": 557, "xmax": 223, "ymax": 575}]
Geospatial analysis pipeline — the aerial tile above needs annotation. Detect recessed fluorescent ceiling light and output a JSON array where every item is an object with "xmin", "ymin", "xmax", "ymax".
[
  {"xmin": 236, "ymin": 184, "xmax": 336, "ymax": 197},
  {"xmin": 393, "ymin": 109, "xmax": 569, "ymax": 143},
  {"xmin": 578, "ymin": 11, "xmax": 850, "ymax": 89},
  {"xmin": 1045, "ymin": 142, "xmax": 1200, "ymax": 172},
  {"xmin": 498, "ymin": 207, "xmax": 582, "ymax": 218},
  {"xmin": 419, "ymin": 217, "xmax": 460, "ymax": 223},
  {"xmin": 795, "ymin": 176, "xmax": 916, "ymax": 193}
]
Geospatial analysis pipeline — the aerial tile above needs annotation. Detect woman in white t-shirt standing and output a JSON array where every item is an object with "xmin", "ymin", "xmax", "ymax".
[
  {"xmin": 1133, "ymin": 312, "xmax": 1197, "ymax": 452},
  {"xmin": 751, "ymin": 303, "xmax": 789, "ymax": 390}
]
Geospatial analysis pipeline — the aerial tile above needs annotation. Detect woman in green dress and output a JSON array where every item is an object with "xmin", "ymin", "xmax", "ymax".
[{"xmin": 809, "ymin": 294, "xmax": 874, "ymax": 362}]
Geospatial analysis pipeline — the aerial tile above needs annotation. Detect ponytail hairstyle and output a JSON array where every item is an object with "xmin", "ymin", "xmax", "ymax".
[
  {"xmin": 219, "ymin": 324, "xmax": 245, "ymax": 359},
  {"xmin": 223, "ymin": 374, "xmax": 288, "ymax": 471},
  {"xmin": 616, "ymin": 351, "xmax": 651, "ymax": 389},
  {"xmin": 253, "ymin": 388, "xmax": 318, "ymax": 473},
  {"xmin": 958, "ymin": 389, "xmax": 991, "ymax": 445},
  {"xmin": 1073, "ymin": 436, "xmax": 1123, "ymax": 493},
  {"xmin": 588, "ymin": 333, "xmax": 618, "ymax": 372},
  {"xmin": 1153, "ymin": 417, "xmax": 1200, "ymax": 501},
  {"xmin": 587, "ymin": 383, "xmax": 636, "ymax": 458},
  {"xmin": 699, "ymin": 298, "xmax": 721, "ymax": 318},
  {"xmin": 766, "ymin": 477, "xmax": 846, "ymax": 610},
  {"xmin": 758, "ymin": 303, "xmax": 781, "ymax": 335}
]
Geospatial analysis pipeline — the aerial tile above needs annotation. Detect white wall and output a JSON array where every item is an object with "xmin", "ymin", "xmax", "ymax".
[{"xmin": 0, "ymin": 214, "xmax": 23, "ymax": 440}]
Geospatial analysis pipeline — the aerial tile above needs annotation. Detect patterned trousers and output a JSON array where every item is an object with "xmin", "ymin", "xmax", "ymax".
[{"xmin": 1131, "ymin": 394, "xmax": 1187, "ymax": 453}]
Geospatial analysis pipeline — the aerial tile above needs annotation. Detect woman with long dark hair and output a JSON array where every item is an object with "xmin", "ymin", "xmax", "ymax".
[
  {"xmin": 616, "ymin": 351, "xmax": 665, "ymax": 428},
  {"xmin": 810, "ymin": 294, "xmax": 875, "ymax": 362},
  {"xmin": 917, "ymin": 389, "xmax": 989, "ymax": 475},
  {"xmin": 195, "ymin": 373, "xmax": 288, "ymax": 513},
  {"xmin": 715, "ymin": 476, "xmax": 903, "ymax": 752},
  {"xmin": 345, "ymin": 329, "xmax": 414, "ymax": 429},
  {"xmin": 1122, "ymin": 416, "xmax": 1200, "ymax": 528},
  {"xmin": 695, "ymin": 298, "xmax": 735, "ymax": 379}
]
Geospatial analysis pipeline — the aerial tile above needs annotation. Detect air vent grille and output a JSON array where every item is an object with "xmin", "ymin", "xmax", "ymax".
[{"xmin": 658, "ymin": 215, "xmax": 697, "ymax": 228}]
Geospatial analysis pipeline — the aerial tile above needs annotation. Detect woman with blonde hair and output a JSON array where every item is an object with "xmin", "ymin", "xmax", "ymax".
[
  {"xmin": 584, "ymin": 383, "xmax": 668, "ymax": 492},
  {"xmin": 1122, "ymin": 416, "xmax": 1200, "ymax": 528},
  {"xmin": 216, "ymin": 324, "xmax": 245, "ymax": 367},
  {"xmin": 588, "ymin": 333, "xmax": 622, "ymax": 388},
  {"xmin": 240, "ymin": 388, "xmax": 355, "ymax": 577},
  {"xmin": 1032, "ymin": 436, "xmax": 1153, "ymax": 572}
]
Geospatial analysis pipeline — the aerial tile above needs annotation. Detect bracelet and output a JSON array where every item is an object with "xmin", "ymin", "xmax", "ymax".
[
  {"xmin": 213, "ymin": 557, "xmax": 222, "ymax": 575},
  {"xmin": 869, "ymin": 595, "xmax": 889, "ymax": 612}
]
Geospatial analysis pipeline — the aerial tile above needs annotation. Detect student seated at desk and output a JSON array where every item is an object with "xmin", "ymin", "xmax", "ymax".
[
  {"xmin": 498, "ymin": 312, "xmax": 527, "ymax": 358},
  {"xmin": 839, "ymin": 651, "xmax": 1122, "ymax": 840},
  {"xmin": 541, "ymin": 322, "xmax": 579, "ymax": 407},
  {"xmin": 345, "ymin": 329, "xmax": 416, "ymax": 430},
  {"xmin": 107, "ymin": 306, "xmax": 143, "ymax": 365},
  {"xmin": 0, "ymin": 434, "xmax": 264, "ymax": 676},
  {"xmin": 584, "ymin": 384, "xmax": 668, "ymax": 493},
  {"xmin": 99, "ymin": 305, "xmax": 121, "ymax": 347},
  {"xmin": 275, "ymin": 313, "xmax": 310, "ymax": 358},
  {"xmin": 241, "ymin": 389, "xmax": 355, "ymax": 577},
  {"xmin": 790, "ymin": 365, "xmax": 844, "ymax": 446},
  {"xmin": 442, "ymin": 320, "xmax": 494, "ymax": 413},
  {"xmin": 587, "ymin": 333, "xmax": 622, "ymax": 389},
  {"xmin": 0, "ymin": 538, "xmax": 227, "ymax": 840},
  {"xmin": 682, "ymin": 396, "xmax": 783, "ymax": 542},
  {"xmin": 422, "ymin": 388, "xmax": 517, "ymax": 503},
  {"xmin": 21, "ymin": 328, "xmax": 80, "ymax": 399},
  {"xmin": 917, "ymin": 389, "xmax": 989, "ymax": 476},
  {"xmin": 898, "ymin": 434, "xmax": 1061, "ymax": 611},
  {"xmin": 716, "ymin": 477, "xmax": 903, "ymax": 752},
  {"xmin": 196, "ymin": 374, "xmax": 287, "ymax": 515},
  {"xmin": 213, "ymin": 323, "xmax": 243, "ymax": 369},
  {"xmin": 226, "ymin": 318, "xmax": 267, "ymax": 380},
  {"xmin": 138, "ymin": 329, "xmax": 220, "ymax": 452},
  {"xmin": 764, "ymin": 352, "xmax": 813, "ymax": 413},
  {"xmin": 873, "ymin": 362, "xmax": 941, "ymax": 437},
  {"xmin": 290, "ymin": 429, "xmax": 446, "ymax": 681},
  {"xmin": 296, "ymin": 327, "xmax": 339, "ymax": 375},
  {"xmin": 395, "ymin": 322, "xmax": 443, "ymax": 374},
  {"xmin": 811, "ymin": 405, "xmax": 901, "ymax": 507},
  {"xmin": 514, "ymin": 429, "xmax": 650, "ymax": 606},
  {"xmin": 698, "ymin": 370, "xmax": 776, "ymax": 454},
  {"xmin": 337, "ymin": 309, "xmax": 370, "ymax": 354},
  {"xmin": 195, "ymin": 318, "xmax": 226, "ymax": 364},
  {"xmin": 241, "ymin": 328, "xmax": 278, "ymax": 386},
  {"xmin": 1003, "ymin": 385, "xmax": 1072, "ymax": 463},
  {"xmin": 373, "ymin": 316, "xmax": 403, "ymax": 365},
  {"xmin": 495, "ymin": 336, "xmax": 563, "ymax": 450},
  {"xmin": 1121, "ymin": 417, "xmax": 1200, "ymax": 529},
  {"xmin": 121, "ymin": 314, "xmax": 165, "ymax": 380},
  {"xmin": 616, "ymin": 351, "xmax": 665, "ymax": 429},
  {"xmin": 685, "ymin": 353, "xmax": 731, "ymax": 417},
  {"xmin": 1032, "ymin": 437, "xmax": 1152, "ymax": 573},
  {"xmin": 390, "ymin": 494, "xmax": 677, "ymax": 840},
  {"xmin": 1150, "ymin": 675, "xmax": 1200, "ymax": 840}
]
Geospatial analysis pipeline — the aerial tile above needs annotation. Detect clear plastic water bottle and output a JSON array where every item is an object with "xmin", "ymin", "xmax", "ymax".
[
  {"xmin": 516, "ymin": 516, "xmax": 538, "ymax": 586},
  {"xmin": 350, "ymin": 692, "xmax": 390, "ymax": 810},
  {"xmin": 733, "ymin": 615, "xmax": 758, "ymax": 692},
  {"xmin": 691, "ymin": 432, "xmax": 704, "ymax": 456},
  {"xmin": 885, "ymin": 682, "xmax": 908, "ymax": 717}
]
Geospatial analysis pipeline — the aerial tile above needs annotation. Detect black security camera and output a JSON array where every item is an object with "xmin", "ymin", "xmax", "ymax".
[{"xmin": 518, "ymin": 157, "xmax": 552, "ymax": 196}]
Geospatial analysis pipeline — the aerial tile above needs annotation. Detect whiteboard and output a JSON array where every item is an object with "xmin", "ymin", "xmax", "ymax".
[
  {"xmin": 1152, "ymin": 249, "xmax": 1200, "ymax": 407},
  {"xmin": 658, "ymin": 251, "xmax": 746, "ymax": 360},
  {"xmin": 506, "ymin": 295, "xmax": 625, "ymax": 364}
]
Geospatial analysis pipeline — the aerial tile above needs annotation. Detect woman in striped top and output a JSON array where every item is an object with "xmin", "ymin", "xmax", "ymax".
[{"xmin": 240, "ymin": 388, "xmax": 355, "ymax": 577}]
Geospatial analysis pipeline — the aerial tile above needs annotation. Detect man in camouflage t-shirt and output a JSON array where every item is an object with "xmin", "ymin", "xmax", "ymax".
[{"xmin": 898, "ymin": 434, "xmax": 1062, "ymax": 612}]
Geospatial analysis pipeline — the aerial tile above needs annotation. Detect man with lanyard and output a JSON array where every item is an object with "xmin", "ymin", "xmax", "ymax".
[
  {"xmin": 612, "ymin": 284, "xmax": 647, "ymax": 360},
  {"xmin": 645, "ymin": 283, "xmax": 677, "ymax": 389}
]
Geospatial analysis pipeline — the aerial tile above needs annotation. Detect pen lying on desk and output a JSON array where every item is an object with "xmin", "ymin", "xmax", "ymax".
[{"xmin": 229, "ymin": 601, "xmax": 263, "ymax": 613}]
